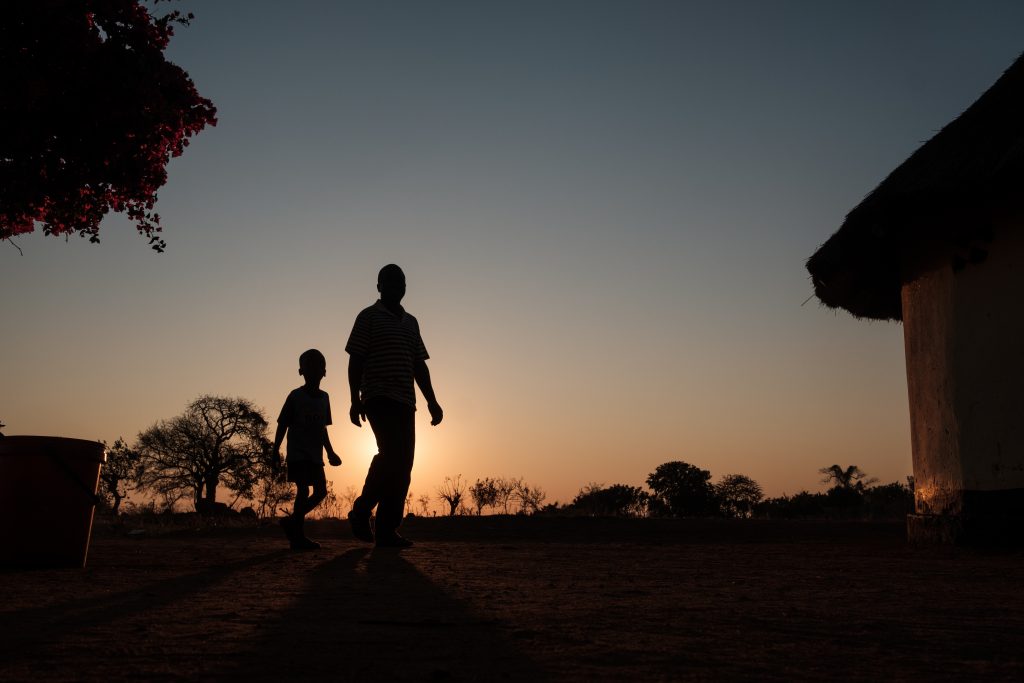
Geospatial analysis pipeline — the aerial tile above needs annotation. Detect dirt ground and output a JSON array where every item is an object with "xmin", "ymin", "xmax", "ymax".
[{"xmin": 2, "ymin": 516, "xmax": 1023, "ymax": 681}]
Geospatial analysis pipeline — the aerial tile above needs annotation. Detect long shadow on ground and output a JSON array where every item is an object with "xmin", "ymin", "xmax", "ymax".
[{"xmin": 221, "ymin": 546, "xmax": 545, "ymax": 681}]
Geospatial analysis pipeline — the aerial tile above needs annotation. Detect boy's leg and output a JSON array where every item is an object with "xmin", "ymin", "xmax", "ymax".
[
  {"xmin": 287, "ymin": 481, "xmax": 321, "ymax": 550},
  {"xmin": 292, "ymin": 482, "xmax": 311, "ymax": 517},
  {"xmin": 280, "ymin": 482, "xmax": 307, "ymax": 544},
  {"xmin": 303, "ymin": 466, "xmax": 328, "ymax": 522}
]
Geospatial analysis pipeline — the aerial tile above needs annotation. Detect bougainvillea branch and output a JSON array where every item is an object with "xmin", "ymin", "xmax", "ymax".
[{"xmin": 0, "ymin": 1, "xmax": 217, "ymax": 251}]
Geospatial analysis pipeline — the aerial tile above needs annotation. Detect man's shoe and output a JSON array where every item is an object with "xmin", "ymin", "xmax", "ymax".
[
  {"xmin": 348, "ymin": 511, "xmax": 374, "ymax": 543},
  {"xmin": 280, "ymin": 516, "xmax": 300, "ymax": 542},
  {"xmin": 291, "ymin": 536, "xmax": 321, "ymax": 551},
  {"xmin": 375, "ymin": 533, "xmax": 413, "ymax": 549}
]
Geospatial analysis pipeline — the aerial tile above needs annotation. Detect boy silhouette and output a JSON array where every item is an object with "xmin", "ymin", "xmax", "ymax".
[
  {"xmin": 273, "ymin": 348, "xmax": 341, "ymax": 550},
  {"xmin": 346, "ymin": 264, "xmax": 443, "ymax": 548}
]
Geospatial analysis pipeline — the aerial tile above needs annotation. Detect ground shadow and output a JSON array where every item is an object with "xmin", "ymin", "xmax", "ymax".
[
  {"xmin": 221, "ymin": 546, "xmax": 546, "ymax": 681},
  {"xmin": 0, "ymin": 547, "xmax": 291, "ymax": 672}
]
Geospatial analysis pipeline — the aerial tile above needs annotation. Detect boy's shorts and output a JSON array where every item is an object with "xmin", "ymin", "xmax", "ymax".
[{"xmin": 287, "ymin": 460, "xmax": 326, "ymax": 486}]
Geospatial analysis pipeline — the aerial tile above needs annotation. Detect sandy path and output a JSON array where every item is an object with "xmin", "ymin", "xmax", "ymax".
[{"xmin": 2, "ymin": 518, "xmax": 1022, "ymax": 681}]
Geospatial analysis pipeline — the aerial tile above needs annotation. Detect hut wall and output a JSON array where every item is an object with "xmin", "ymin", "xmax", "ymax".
[
  {"xmin": 902, "ymin": 257, "xmax": 961, "ymax": 515},
  {"xmin": 902, "ymin": 220, "xmax": 1024, "ymax": 518}
]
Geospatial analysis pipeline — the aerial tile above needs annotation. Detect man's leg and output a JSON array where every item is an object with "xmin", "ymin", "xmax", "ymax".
[
  {"xmin": 370, "ymin": 400, "xmax": 415, "ymax": 538},
  {"xmin": 349, "ymin": 401, "xmax": 393, "ymax": 542},
  {"xmin": 351, "ymin": 453, "xmax": 385, "ymax": 517}
]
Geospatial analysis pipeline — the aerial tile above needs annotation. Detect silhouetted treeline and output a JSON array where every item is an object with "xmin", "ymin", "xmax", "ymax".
[
  {"xmin": 536, "ymin": 461, "xmax": 912, "ymax": 521},
  {"xmin": 754, "ymin": 479, "xmax": 914, "ymax": 520},
  {"xmin": 97, "ymin": 402, "xmax": 913, "ymax": 524}
]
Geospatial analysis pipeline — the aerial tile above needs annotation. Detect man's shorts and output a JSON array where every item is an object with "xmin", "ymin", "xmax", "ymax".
[{"xmin": 287, "ymin": 459, "xmax": 326, "ymax": 486}]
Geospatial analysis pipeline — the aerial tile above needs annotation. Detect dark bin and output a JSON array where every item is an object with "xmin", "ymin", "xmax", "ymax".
[{"xmin": 0, "ymin": 436, "xmax": 107, "ymax": 568}]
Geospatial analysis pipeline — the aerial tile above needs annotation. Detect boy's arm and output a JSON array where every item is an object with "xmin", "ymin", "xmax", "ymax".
[
  {"xmin": 413, "ymin": 359, "xmax": 443, "ymax": 426},
  {"xmin": 323, "ymin": 427, "xmax": 341, "ymax": 466},
  {"xmin": 272, "ymin": 423, "xmax": 287, "ymax": 469},
  {"xmin": 348, "ymin": 353, "xmax": 366, "ymax": 427}
]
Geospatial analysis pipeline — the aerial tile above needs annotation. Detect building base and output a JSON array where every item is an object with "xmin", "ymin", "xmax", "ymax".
[{"xmin": 907, "ymin": 513, "xmax": 1024, "ymax": 546}]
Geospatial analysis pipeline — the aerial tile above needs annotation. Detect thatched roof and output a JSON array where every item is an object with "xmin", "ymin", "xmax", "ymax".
[{"xmin": 807, "ymin": 52, "xmax": 1024, "ymax": 321}]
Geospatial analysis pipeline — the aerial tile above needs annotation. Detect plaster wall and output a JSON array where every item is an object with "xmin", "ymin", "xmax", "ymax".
[
  {"xmin": 902, "ymin": 258, "xmax": 961, "ymax": 515},
  {"xmin": 902, "ymin": 220, "xmax": 1024, "ymax": 516}
]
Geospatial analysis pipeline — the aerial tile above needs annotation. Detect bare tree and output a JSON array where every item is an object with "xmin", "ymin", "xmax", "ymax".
[
  {"xmin": 495, "ymin": 477, "xmax": 522, "ymax": 514},
  {"xmin": 819, "ymin": 464, "xmax": 878, "ymax": 493},
  {"xmin": 417, "ymin": 493, "xmax": 432, "ymax": 516},
  {"xmin": 135, "ymin": 395, "xmax": 271, "ymax": 509},
  {"xmin": 338, "ymin": 485, "xmax": 358, "ymax": 514},
  {"xmin": 99, "ymin": 437, "xmax": 140, "ymax": 515},
  {"xmin": 313, "ymin": 480, "xmax": 343, "ymax": 520},
  {"xmin": 250, "ymin": 458, "xmax": 291, "ymax": 519},
  {"xmin": 436, "ymin": 475, "xmax": 467, "ymax": 516},
  {"xmin": 515, "ymin": 481, "xmax": 547, "ymax": 515}
]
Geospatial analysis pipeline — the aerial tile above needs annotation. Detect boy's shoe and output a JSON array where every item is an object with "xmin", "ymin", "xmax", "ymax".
[
  {"xmin": 348, "ymin": 510, "xmax": 374, "ymax": 543},
  {"xmin": 375, "ymin": 533, "xmax": 413, "ymax": 549},
  {"xmin": 290, "ymin": 536, "xmax": 322, "ymax": 551}
]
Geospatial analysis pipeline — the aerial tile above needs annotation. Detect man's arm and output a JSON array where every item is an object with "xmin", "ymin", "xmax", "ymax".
[
  {"xmin": 414, "ymin": 359, "xmax": 443, "ymax": 426},
  {"xmin": 348, "ymin": 353, "xmax": 366, "ymax": 427}
]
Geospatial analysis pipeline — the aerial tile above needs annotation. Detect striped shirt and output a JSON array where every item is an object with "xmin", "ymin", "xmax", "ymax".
[{"xmin": 345, "ymin": 301, "xmax": 429, "ymax": 408}]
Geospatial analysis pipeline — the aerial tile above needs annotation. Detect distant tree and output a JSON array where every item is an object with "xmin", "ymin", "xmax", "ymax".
[
  {"xmin": 135, "ymin": 395, "xmax": 271, "ymax": 509},
  {"xmin": 715, "ymin": 474, "xmax": 763, "ymax": 519},
  {"xmin": 817, "ymin": 465, "xmax": 877, "ymax": 517},
  {"xmin": 99, "ymin": 437, "xmax": 140, "ymax": 515},
  {"xmin": 417, "ymin": 493, "xmax": 432, "ymax": 517},
  {"xmin": 436, "ymin": 475, "xmax": 467, "ymax": 516},
  {"xmin": 1, "ymin": 1, "xmax": 217, "ymax": 250},
  {"xmin": 571, "ymin": 483, "xmax": 649, "ymax": 517},
  {"xmin": 516, "ymin": 482, "xmax": 547, "ymax": 515},
  {"xmin": 312, "ymin": 480, "xmax": 342, "ymax": 520},
  {"xmin": 338, "ymin": 485, "xmax": 359, "ymax": 515},
  {"xmin": 819, "ymin": 464, "xmax": 878, "ymax": 492},
  {"xmin": 470, "ymin": 477, "xmax": 499, "ymax": 515},
  {"xmin": 646, "ymin": 461, "xmax": 718, "ymax": 517},
  {"xmin": 250, "ymin": 458, "xmax": 291, "ymax": 519},
  {"xmin": 495, "ymin": 477, "xmax": 522, "ymax": 514}
]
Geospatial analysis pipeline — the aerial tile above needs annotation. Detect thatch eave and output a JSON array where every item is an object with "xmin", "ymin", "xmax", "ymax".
[{"xmin": 807, "ymin": 52, "xmax": 1024, "ymax": 322}]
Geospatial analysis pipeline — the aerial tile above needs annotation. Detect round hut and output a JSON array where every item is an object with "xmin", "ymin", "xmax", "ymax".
[{"xmin": 807, "ymin": 52, "xmax": 1024, "ymax": 544}]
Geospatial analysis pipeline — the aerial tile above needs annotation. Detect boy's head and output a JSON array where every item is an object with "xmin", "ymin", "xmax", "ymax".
[{"xmin": 298, "ymin": 349, "xmax": 326, "ymax": 380}]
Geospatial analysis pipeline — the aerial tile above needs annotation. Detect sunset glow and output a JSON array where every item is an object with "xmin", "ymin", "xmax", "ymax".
[{"xmin": 3, "ymin": 1, "xmax": 1022, "ymax": 509}]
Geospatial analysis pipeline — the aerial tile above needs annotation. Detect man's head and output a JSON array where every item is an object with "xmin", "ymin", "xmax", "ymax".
[
  {"xmin": 298, "ymin": 348, "xmax": 327, "ymax": 380},
  {"xmin": 377, "ymin": 264, "xmax": 406, "ymax": 306}
]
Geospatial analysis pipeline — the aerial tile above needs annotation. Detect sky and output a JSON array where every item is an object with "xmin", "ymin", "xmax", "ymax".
[{"xmin": 3, "ymin": 1, "xmax": 1023, "ymax": 509}]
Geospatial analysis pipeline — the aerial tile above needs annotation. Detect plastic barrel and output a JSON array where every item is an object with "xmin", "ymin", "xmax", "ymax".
[{"xmin": 0, "ymin": 436, "xmax": 107, "ymax": 568}]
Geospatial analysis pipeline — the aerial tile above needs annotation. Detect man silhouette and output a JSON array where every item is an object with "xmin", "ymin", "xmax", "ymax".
[{"xmin": 346, "ymin": 264, "xmax": 443, "ymax": 548}]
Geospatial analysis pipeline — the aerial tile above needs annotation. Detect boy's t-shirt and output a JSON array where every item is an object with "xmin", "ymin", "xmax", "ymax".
[{"xmin": 278, "ymin": 387, "xmax": 332, "ymax": 463}]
